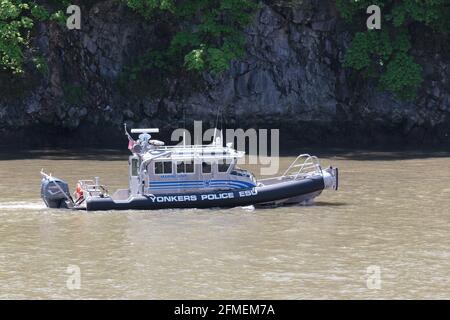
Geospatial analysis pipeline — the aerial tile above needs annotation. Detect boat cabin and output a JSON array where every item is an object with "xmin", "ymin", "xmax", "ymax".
[{"xmin": 127, "ymin": 129, "xmax": 256, "ymax": 196}]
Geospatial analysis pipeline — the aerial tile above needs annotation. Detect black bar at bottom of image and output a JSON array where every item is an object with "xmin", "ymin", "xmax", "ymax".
[{"xmin": 0, "ymin": 300, "xmax": 440, "ymax": 318}]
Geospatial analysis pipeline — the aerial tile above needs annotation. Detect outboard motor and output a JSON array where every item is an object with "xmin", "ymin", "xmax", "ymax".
[{"xmin": 40, "ymin": 172, "xmax": 72, "ymax": 209}]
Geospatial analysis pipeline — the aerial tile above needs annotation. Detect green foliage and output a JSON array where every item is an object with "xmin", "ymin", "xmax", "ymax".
[
  {"xmin": 122, "ymin": 0, "xmax": 257, "ymax": 75},
  {"xmin": 0, "ymin": 1, "xmax": 34, "ymax": 74},
  {"xmin": 1, "ymin": 0, "xmax": 256, "ymax": 80},
  {"xmin": 336, "ymin": 0, "xmax": 450, "ymax": 100},
  {"xmin": 49, "ymin": 10, "xmax": 67, "ymax": 26},
  {"xmin": 123, "ymin": 0, "xmax": 175, "ymax": 15},
  {"xmin": 31, "ymin": 4, "xmax": 50, "ymax": 21},
  {"xmin": 343, "ymin": 30, "xmax": 392, "ymax": 71},
  {"xmin": 184, "ymin": 47, "xmax": 205, "ymax": 72},
  {"xmin": 32, "ymin": 55, "xmax": 49, "ymax": 74},
  {"xmin": 0, "ymin": 1, "xmax": 68, "ymax": 74},
  {"xmin": 379, "ymin": 52, "xmax": 423, "ymax": 100}
]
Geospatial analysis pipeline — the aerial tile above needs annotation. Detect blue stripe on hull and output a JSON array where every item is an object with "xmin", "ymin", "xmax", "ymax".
[
  {"xmin": 149, "ymin": 184, "xmax": 246, "ymax": 190},
  {"xmin": 148, "ymin": 179, "xmax": 255, "ymax": 190}
]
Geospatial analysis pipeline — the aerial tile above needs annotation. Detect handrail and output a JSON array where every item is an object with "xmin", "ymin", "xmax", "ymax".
[
  {"xmin": 141, "ymin": 146, "xmax": 244, "ymax": 162},
  {"xmin": 78, "ymin": 179, "xmax": 109, "ymax": 195},
  {"xmin": 152, "ymin": 144, "xmax": 235, "ymax": 152},
  {"xmin": 282, "ymin": 154, "xmax": 322, "ymax": 180}
]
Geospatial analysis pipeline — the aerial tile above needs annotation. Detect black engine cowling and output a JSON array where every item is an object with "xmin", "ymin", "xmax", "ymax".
[{"xmin": 40, "ymin": 177, "xmax": 71, "ymax": 208}]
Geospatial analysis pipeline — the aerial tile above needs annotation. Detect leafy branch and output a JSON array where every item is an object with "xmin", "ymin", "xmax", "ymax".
[{"xmin": 336, "ymin": 0, "xmax": 450, "ymax": 100}]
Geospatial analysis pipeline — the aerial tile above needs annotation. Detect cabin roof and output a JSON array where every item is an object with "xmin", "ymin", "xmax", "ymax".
[{"xmin": 141, "ymin": 144, "xmax": 244, "ymax": 162}]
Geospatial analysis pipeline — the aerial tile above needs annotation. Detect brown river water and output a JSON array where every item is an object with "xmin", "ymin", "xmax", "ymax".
[{"xmin": 0, "ymin": 149, "xmax": 449, "ymax": 299}]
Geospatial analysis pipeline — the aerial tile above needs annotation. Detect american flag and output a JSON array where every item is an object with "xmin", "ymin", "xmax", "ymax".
[
  {"xmin": 127, "ymin": 136, "xmax": 135, "ymax": 150},
  {"xmin": 124, "ymin": 123, "xmax": 135, "ymax": 150}
]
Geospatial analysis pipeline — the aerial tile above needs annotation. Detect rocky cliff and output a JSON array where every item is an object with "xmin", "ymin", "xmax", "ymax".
[{"xmin": 0, "ymin": 0, "xmax": 449, "ymax": 147}]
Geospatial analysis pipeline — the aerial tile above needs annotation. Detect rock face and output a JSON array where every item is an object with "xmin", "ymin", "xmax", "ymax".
[{"xmin": 0, "ymin": 0, "xmax": 449, "ymax": 147}]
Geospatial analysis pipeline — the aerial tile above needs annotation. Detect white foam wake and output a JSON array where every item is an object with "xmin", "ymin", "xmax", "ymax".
[{"xmin": 0, "ymin": 201, "xmax": 46, "ymax": 210}]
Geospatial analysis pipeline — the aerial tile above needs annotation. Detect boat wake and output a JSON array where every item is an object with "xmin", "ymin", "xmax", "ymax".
[{"xmin": 0, "ymin": 201, "xmax": 46, "ymax": 211}]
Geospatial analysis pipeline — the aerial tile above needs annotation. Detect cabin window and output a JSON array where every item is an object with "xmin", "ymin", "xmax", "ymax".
[
  {"xmin": 186, "ymin": 161, "xmax": 194, "ymax": 173},
  {"xmin": 177, "ymin": 161, "xmax": 194, "ymax": 174},
  {"xmin": 164, "ymin": 162, "xmax": 172, "ymax": 173},
  {"xmin": 218, "ymin": 159, "xmax": 231, "ymax": 173},
  {"xmin": 155, "ymin": 161, "xmax": 172, "ymax": 175},
  {"xmin": 131, "ymin": 158, "xmax": 139, "ymax": 176},
  {"xmin": 202, "ymin": 161, "xmax": 212, "ymax": 174}
]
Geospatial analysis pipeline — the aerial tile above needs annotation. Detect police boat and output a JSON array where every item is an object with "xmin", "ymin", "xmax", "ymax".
[{"xmin": 40, "ymin": 127, "xmax": 338, "ymax": 211}]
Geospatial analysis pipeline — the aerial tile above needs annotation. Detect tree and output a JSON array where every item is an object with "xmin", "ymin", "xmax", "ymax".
[
  {"xmin": 336, "ymin": 0, "xmax": 450, "ymax": 100},
  {"xmin": 0, "ymin": 0, "xmax": 66, "ymax": 74},
  {"xmin": 122, "ymin": 0, "xmax": 257, "ymax": 74}
]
